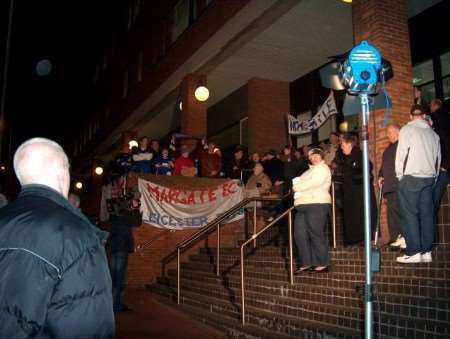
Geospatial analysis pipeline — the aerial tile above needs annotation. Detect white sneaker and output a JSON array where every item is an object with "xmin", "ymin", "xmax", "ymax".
[
  {"xmin": 421, "ymin": 252, "xmax": 432, "ymax": 263},
  {"xmin": 396, "ymin": 253, "xmax": 422, "ymax": 264},
  {"xmin": 391, "ymin": 236, "xmax": 406, "ymax": 249}
]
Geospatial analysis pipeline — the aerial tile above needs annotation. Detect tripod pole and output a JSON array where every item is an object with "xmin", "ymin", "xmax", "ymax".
[{"xmin": 360, "ymin": 93, "xmax": 373, "ymax": 339}]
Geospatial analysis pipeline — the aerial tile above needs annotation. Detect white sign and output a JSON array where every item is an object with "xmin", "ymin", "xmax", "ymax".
[
  {"xmin": 138, "ymin": 178, "xmax": 244, "ymax": 229},
  {"xmin": 288, "ymin": 91, "xmax": 338, "ymax": 135}
]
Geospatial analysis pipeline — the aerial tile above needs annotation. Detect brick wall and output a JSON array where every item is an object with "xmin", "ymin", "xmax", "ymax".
[
  {"xmin": 247, "ymin": 77, "xmax": 290, "ymax": 154},
  {"xmin": 181, "ymin": 74, "xmax": 207, "ymax": 137},
  {"xmin": 352, "ymin": 0, "xmax": 413, "ymax": 244},
  {"xmin": 127, "ymin": 219, "xmax": 245, "ymax": 288}
]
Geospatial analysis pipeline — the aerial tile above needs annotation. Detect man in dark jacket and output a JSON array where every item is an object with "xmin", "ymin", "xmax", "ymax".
[
  {"xmin": 0, "ymin": 138, "xmax": 114, "ymax": 339},
  {"xmin": 430, "ymin": 99, "xmax": 450, "ymax": 221},
  {"xmin": 379, "ymin": 123, "xmax": 403, "ymax": 247},
  {"xmin": 108, "ymin": 193, "xmax": 141, "ymax": 312}
]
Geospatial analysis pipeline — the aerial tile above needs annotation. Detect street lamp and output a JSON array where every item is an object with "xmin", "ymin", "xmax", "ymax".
[
  {"xmin": 194, "ymin": 86, "xmax": 209, "ymax": 102},
  {"xmin": 95, "ymin": 166, "xmax": 103, "ymax": 175},
  {"xmin": 75, "ymin": 181, "xmax": 83, "ymax": 190},
  {"xmin": 129, "ymin": 140, "xmax": 138, "ymax": 149}
]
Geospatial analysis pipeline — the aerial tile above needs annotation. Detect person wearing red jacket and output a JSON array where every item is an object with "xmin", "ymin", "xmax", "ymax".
[{"xmin": 173, "ymin": 145, "xmax": 196, "ymax": 176}]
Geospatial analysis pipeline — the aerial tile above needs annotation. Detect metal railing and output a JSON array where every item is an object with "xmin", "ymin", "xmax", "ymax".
[
  {"xmin": 240, "ymin": 181, "xmax": 339, "ymax": 325},
  {"xmin": 240, "ymin": 206, "xmax": 295, "ymax": 325},
  {"xmin": 161, "ymin": 195, "xmax": 286, "ymax": 305}
]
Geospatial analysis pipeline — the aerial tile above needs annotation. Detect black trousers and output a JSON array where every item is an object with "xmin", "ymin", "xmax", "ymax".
[
  {"xmin": 385, "ymin": 192, "xmax": 402, "ymax": 242},
  {"xmin": 294, "ymin": 204, "xmax": 330, "ymax": 267}
]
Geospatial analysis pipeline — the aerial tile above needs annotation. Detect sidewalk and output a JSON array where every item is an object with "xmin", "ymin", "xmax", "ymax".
[{"xmin": 115, "ymin": 289, "xmax": 227, "ymax": 339}]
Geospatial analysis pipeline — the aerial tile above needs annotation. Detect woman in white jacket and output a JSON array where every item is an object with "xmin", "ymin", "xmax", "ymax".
[{"xmin": 292, "ymin": 147, "xmax": 331, "ymax": 273}]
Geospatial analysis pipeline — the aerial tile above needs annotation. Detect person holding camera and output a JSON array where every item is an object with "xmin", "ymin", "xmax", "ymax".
[
  {"xmin": 108, "ymin": 192, "xmax": 142, "ymax": 312},
  {"xmin": 245, "ymin": 163, "xmax": 272, "ymax": 198},
  {"xmin": 292, "ymin": 147, "xmax": 331, "ymax": 273}
]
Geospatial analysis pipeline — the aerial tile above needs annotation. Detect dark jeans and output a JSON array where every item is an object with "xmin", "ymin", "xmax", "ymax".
[
  {"xmin": 294, "ymin": 204, "xmax": 330, "ymax": 267},
  {"xmin": 385, "ymin": 192, "xmax": 402, "ymax": 242},
  {"xmin": 398, "ymin": 176, "xmax": 435, "ymax": 256},
  {"xmin": 110, "ymin": 251, "xmax": 129, "ymax": 312}
]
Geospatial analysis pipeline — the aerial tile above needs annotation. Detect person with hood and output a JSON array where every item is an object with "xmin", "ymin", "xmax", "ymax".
[
  {"xmin": 395, "ymin": 104, "xmax": 441, "ymax": 264},
  {"xmin": 0, "ymin": 138, "xmax": 114, "ymax": 339}
]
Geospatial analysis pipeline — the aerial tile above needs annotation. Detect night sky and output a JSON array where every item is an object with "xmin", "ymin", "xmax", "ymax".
[{"xmin": 1, "ymin": 0, "xmax": 104, "ymax": 153}]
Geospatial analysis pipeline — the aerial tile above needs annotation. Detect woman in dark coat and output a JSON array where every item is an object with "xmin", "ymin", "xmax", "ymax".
[{"xmin": 338, "ymin": 134, "xmax": 377, "ymax": 246}]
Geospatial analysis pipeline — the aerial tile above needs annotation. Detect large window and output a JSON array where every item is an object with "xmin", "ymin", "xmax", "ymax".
[
  {"xmin": 441, "ymin": 50, "xmax": 450, "ymax": 100},
  {"xmin": 172, "ymin": 0, "xmax": 190, "ymax": 43},
  {"xmin": 413, "ymin": 59, "xmax": 435, "ymax": 105}
]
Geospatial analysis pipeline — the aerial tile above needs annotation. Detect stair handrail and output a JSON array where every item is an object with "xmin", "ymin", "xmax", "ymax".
[
  {"xmin": 240, "ymin": 206, "xmax": 296, "ymax": 325},
  {"xmin": 161, "ymin": 194, "xmax": 289, "ymax": 305}
]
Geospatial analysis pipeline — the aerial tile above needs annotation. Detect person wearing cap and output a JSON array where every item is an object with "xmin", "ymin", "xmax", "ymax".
[
  {"xmin": 173, "ymin": 145, "xmax": 196, "ymax": 176},
  {"xmin": 292, "ymin": 147, "xmax": 331, "ymax": 273},
  {"xmin": 395, "ymin": 104, "xmax": 441, "ymax": 264}
]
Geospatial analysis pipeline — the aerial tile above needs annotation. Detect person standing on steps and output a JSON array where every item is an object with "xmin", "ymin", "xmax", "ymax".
[
  {"xmin": 396, "ymin": 104, "xmax": 441, "ymax": 264},
  {"xmin": 378, "ymin": 123, "xmax": 405, "ymax": 249},
  {"xmin": 292, "ymin": 147, "xmax": 331, "ymax": 274}
]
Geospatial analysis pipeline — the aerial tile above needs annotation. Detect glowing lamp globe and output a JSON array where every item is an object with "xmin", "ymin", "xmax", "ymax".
[
  {"xmin": 339, "ymin": 121, "xmax": 349, "ymax": 133},
  {"xmin": 129, "ymin": 140, "xmax": 138, "ymax": 149},
  {"xmin": 194, "ymin": 86, "xmax": 209, "ymax": 102},
  {"xmin": 75, "ymin": 182, "xmax": 83, "ymax": 190},
  {"xmin": 95, "ymin": 166, "xmax": 104, "ymax": 175}
]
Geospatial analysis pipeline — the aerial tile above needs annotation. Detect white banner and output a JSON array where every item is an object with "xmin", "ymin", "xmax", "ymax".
[
  {"xmin": 138, "ymin": 178, "xmax": 244, "ymax": 229},
  {"xmin": 288, "ymin": 91, "xmax": 338, "ymax": 135}
]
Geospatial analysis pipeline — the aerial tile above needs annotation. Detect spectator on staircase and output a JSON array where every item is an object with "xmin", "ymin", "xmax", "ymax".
[
  {"xmin": 292, "ymin": 147, "xmax": 331, "ymax": 274},
  {"xmin": 199, "ymin": 141, "xmax": 222, "ymax": 178},
  {"xmin": 244, "ymin": 163, "xmax": 272, "ymax": 201},
  {"xmin": 225, "ymin": 146, "xmax": 249, "ymax": 182},
  {"xmin": 323, "ymin": 132, "xmax": 340, "ymax": 166},
  {"xmin": 338, "ymin": 133, "xmax": 377, "ymax": 246},
  {"xmin": 378, "ymin": 123, "xmax": 405, "ymax": 249},
  {"xmin": 173, "ymin": 145, "xmax": 197, "ymax": 176},
  {"xmin": 395, "ymin": 104, "xmax": 441, "ymax": 264},
  {"xmin": 132, "ymin": 137, "xmax": 153, "ymax": 173},
  {"xmin": 429, "ymin": 99, "xmax": 450, "ymax": 227},
  {"xmin": 154, "ymin": 148, "xmax": 174, "ymax": 176}
]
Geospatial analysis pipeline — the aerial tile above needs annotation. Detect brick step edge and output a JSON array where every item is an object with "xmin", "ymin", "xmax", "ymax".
[
  {"xmin": 162, "ymin": 274, "xmax": 450, "ymax": 315},
  {"xmin": 148, "ymin": 283, "xmax": 361, "ymax": 339},
  {"xmin": 163, "ymin": 276, "xmax": 450, "ymax": 327}
]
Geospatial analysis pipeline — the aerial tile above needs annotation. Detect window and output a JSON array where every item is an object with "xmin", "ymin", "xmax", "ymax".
[
  {"xmin": 93, "ymin": 66, "xmax": 100, "ymax": 84},
  {"xmin": 122, "ymin": 70, "xmax": 129, "ymax": 98},
  {"xmin": 240, "ymin": 117, "xmax": 248, "ymax": 147},
  {"xmin": 127, "ymin": 6, "xmax": 132, "ymax": 31},
  {"xmin": 133, "ymin": 0, "xmax": 142, "ymax": 21},
  {"xmin": 441, "ymin": 51, "xmax": 450, "ymax": 100},
  {"xmin": 413, "ymin": 59, "xmax": 434, "ymax": 105},
  {"xmin": 137, "ymin": 51, "xmax": 144, "ymax": 82},
  {"xmin": 209, "ymin": 123, "xmax": 240, "ymax": 150},
  {"xmin": 171, "ymin": 0, "xmax": 190, "ymax": 43}
]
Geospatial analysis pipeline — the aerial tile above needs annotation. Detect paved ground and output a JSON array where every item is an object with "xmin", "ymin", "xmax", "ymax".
[{"xmin": 115, "ymin": 289, "xmax": 227, "ymax": 339}]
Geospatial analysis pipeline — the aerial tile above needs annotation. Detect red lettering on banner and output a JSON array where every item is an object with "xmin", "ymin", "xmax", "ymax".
[
  {"xmin": 147, "ymin": 184, "xmax": 160, "ymax": 202},
  {"xmin": 160, "ymin": 189, "xmax": 171, "ymax": 203},
  {"xmin": 222, "ymin": 181, "xmax": 236, "ymax": 197},
  {"xmin": 208, "ymin": 188, "xmax": 216, "ymax": 202},
  {"xmin": 199, "ymin": 189, "xmax": 207, "ymax": 204},
  {"xmin": 187, "ymin": 192, "xmax": 195, "ymax": 205}
]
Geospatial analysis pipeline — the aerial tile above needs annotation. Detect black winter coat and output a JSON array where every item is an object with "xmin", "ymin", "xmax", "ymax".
[{"xmin": 0, "ymin": 185, "xmax": 115, "ymax": 339}]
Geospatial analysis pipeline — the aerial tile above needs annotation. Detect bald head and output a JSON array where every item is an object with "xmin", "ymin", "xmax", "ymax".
[{"xmin": 14, "ymin": 138, "xmax": 70, "ymax": 198}]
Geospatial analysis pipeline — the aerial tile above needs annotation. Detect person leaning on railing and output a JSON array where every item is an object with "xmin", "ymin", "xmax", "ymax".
[{"xmin": 292, "ymin": 147, "xmax": 331, "ymax": 274}]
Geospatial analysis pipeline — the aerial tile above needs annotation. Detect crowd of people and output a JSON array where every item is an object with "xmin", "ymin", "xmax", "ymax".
[{"xmin": 111, "ymin": 98, "xmax": 448, "ymax": 272}]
